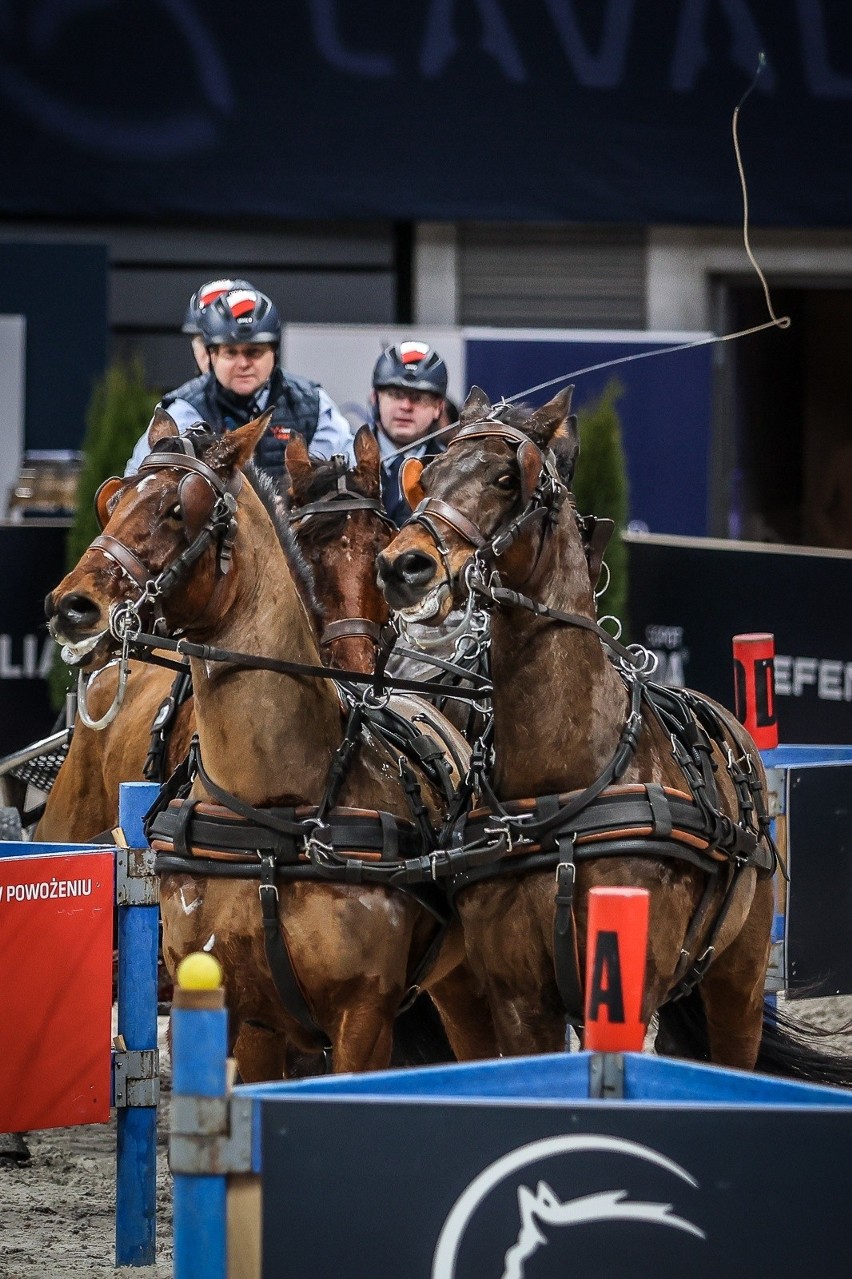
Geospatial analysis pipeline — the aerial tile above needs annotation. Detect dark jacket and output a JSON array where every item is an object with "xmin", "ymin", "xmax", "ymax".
[{"xmin": 162, "ymin": 367, "xmax": 322, "ymax": 480}]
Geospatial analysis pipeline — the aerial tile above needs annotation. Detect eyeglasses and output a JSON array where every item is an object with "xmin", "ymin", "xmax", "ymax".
[
  {"xmin": 212, "ymin": 345, "xmax": 275, "ymax": 362},
  {"xmin": 380, "ymin": 386, "xmax": 442, "ymax": 406}
]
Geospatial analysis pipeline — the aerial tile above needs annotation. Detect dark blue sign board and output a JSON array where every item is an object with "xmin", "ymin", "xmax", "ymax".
[
  {"xmin": 467, "ymin": 337, "xmax": 713, "ymax": 536},
  {"xmin": 0, "ymin": 244, "xmax": 107, "ymax": 453},
  {"xmin": 245, "ymin": 1052, "xmax": 852, "ymax": 1279},
  {"xmin": 785, "ymin": 763, "xmax": 852, "ymax": 998},
  {"xmin": 0, "ymin": 523, "xmax": 67, "ymax": 755},
  {"xmin": 626, "ymin": 535, "xmax": 852, "ymax": 743}
]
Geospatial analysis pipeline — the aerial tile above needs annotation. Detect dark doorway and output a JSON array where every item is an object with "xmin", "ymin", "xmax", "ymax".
[{"xmin": 713, "ymin": 284, "xmax": 852, "ymax": 548}]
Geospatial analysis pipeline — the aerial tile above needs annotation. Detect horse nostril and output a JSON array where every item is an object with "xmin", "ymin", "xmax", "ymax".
[
  {"xmin": 57, "ymin": 593, "xmax": 103, "ymax": 631},
  {"xmin": 395, "ymin": 550, "xmax": 438, "ymax": 588}
]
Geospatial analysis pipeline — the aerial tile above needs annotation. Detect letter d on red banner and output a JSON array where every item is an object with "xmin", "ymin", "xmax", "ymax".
[
  {"xmin": 584, "ymin": 887, "xmax": 649, "ymax": 1052},
  {"xmin": 732, "ymin": 632, "xmax": 778, "ymax": 749}
]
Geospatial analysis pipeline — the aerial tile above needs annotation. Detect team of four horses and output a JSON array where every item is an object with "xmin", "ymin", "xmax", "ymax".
[{"xmin": 43, "ymin": 387, "xmax": 852, "ymax": 1086}]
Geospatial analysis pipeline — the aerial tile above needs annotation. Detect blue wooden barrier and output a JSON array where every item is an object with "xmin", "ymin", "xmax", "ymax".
[
  {"xmin": 171, "ymin": 977, "xmax": 229, "ymax": 1279},
  {"xmin": 116, "ymin": 781, "xmax": 161, "ymax": 1267}
]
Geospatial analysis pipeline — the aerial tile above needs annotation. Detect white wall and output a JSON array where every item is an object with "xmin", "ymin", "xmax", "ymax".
[
  {"xmin": 0, "ymin": 316, "xmax": 26, "ymax": 512},
  {"xmin": 281, "ymin": 324, "xmax": 466, "ymax": 430}
]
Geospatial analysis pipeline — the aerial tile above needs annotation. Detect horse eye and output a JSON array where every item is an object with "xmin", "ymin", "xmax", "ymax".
[
  {"xmin": 168, "ymin": 503, "xmax": 182, "ymax": 520},
  {"xmin": 494, "ymin": 473, "xmax": 518, "ymax": 491}
]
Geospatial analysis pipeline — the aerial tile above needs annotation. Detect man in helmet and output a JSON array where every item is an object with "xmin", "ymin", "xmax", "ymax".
[
  {"xmin": 125, "ymin": 285, "xmax": 353, "ymax": 479},
  {"xmin": 370, "ymin": 340, "xmax": 448, "ymax": 525},
  {"xmin": 182, "ymin": 276, "xmax": 255, "ymax": 374}
]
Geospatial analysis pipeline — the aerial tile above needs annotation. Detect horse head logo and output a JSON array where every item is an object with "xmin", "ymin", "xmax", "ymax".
[{"xmin": 432, "ymin": 1134, "xmax": 706, "ymax": 1279}]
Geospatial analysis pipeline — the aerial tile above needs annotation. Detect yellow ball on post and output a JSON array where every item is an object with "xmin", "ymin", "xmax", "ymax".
[{"xmin": 176, "ymin": 951, "xmax": 223, "ymax": 991}]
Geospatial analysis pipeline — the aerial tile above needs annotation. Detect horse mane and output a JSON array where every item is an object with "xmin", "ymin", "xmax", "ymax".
[{"xmin": 147, "ymin": 429, "xmax": 322, "ymax": 631}]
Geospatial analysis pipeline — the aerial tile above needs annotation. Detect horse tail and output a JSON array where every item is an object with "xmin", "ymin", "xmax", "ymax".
[
  {"xmin": 656, "ymin": 989, "xmax": 852, "ymax": 1088},
  {"xmin": 390, "ymin": 993, "xmax": 456, "ymax": 1067}
]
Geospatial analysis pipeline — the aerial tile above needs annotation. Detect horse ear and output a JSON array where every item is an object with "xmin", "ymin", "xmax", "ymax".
[
  {"xmin": 213, "ymin": 410, "xmax": 271, "ymax": 472},
  {"xmin": 528, "ymin": 387, "xmax": 575, "ymax": 447},
  {"xmin": 400, "ymin": 457, "xmax": 425, "ymax": 510},
  {"xmin": 147, "ymin": 407, "xmax": 179, "ymax": 448},
  {"xmin": 94, "ymin": 475, "xmax": 123, "ymax": 529},
  {"xmin": 460, "ymin": 386, "xmax": 492, "ymax": 426},
  {"xmin": 352, "ymin": 424, "xmax": 381, "ymax": 498},
  {"xmin": 285, "ymin": 431, "xmax": 313, "ymax": 499}
]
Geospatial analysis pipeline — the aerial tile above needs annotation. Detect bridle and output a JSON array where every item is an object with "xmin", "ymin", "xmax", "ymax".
[
  {"xmin": 402, "ymin": 419, "xmax": 651, "ymax": 677},
  {"xmin": 288, "ymin": 457, "xmax": 397, "ymax": 658},
  {"xmin": 404, "ymin": 418, "xmax": 566, "ymax": 589},
  {"xmin": 78, "ymin": 440, "xmax": 242, "ymax": 728}
]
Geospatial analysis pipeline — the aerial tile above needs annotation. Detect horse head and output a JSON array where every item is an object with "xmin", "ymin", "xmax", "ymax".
[
  {"xmin": 286, "ymin": 424, "xmax": 394, "ymax": 672},
  {"xmin": 45, "ymin": 409, "xmax": 271, "ymax": 671},
  {"xmin": 377, "ymin": 386, "xmax": 582, "ymax": 625}
]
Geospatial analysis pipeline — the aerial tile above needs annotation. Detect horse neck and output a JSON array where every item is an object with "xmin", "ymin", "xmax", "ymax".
[
  {"xmin": 489, "ymin": 507, "xmax": 628, "ymax": 800},
  {"xmin": 190, "ymin": 489, "xmax": 342, "ymax": 807}
]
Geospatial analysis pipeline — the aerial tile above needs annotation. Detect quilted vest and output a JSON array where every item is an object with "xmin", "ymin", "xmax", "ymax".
[{"xmin": 162, "ymin": 367, "xmax": 321, "ymax": 480}]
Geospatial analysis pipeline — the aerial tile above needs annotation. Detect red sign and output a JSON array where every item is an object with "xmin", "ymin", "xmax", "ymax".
[
  {"xmin": 584, "ymin": 886, "xmax": 650, "ymax": 1052},
  {"xmin": 733, "ymin": 631, "xmax": 779, "ymax": 750},
  {"xmin": 0, "ymin": 849, "xmax": 114, "ymax": 1131}
]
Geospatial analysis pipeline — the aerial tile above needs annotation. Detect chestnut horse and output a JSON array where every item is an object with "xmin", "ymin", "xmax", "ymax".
[
  {"xmin": 378, "ymin": 386, "xmax": 852, "ymax": 1081},
  {"xmin": 45, "ymin": 412, "xmax": 494, "ymax": 1078},
  {"xmin": 37, "ymin": 425, "xmax": 395, "ymax": 843}
]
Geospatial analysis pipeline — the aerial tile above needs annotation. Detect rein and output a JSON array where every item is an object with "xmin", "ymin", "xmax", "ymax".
[
  {"xmin": 84, "ymin": 445, "xmax": 492, "ymax": 724},
  {"xmin": 78, "ymin": 443, "xmax": 242, "ymax": 728}
]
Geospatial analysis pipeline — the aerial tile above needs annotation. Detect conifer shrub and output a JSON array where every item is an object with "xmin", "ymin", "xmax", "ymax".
[
  {"xmin": 572, "ymin": 379, "xmax": 630, "ymax": 635},
  {"xmin": 49, "ymin": 362, "xmax": 158, "ymax": 708}
]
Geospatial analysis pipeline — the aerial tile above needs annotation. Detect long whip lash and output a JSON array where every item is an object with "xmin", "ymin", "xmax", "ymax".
[{"xmin": 384, "ymin": 53, "xmax": 789, "ymax": 461}]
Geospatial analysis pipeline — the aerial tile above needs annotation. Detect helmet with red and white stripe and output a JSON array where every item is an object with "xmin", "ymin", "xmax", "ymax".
[
  {"xmin": 198, "ymin": 287, "xmax": 281, "ymax": 346},
  {"xmin": 372, "ymin": 340, "xmax": 448, "ymax": 396},
  {"xmin": 181, "ymin": 278, "xmax": 255, "ymax": 334}
]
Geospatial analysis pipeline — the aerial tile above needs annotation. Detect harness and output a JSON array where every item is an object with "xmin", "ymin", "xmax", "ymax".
[
  {"xmin": 143, "ymin": 457, "xmax": 398, "ymax": 782},
  {"xmin": 89, "ymin": 441, "xmax": 487, "ymax": 1053},
  {"xmin": 402, "ymin": 417, "xmax": 779, "ymax": 1027}
]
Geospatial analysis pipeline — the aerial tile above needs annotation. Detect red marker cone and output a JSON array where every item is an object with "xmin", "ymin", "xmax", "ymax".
[
  {"xmin": 584, "ymin": 886, "xmax": 650, "ymax": 1052},
  {"xmin": 732, "ymin": 632, "xmax": 778, "ymax": 749}
]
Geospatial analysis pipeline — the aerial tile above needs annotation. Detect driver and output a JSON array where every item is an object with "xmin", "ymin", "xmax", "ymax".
[
  {"xmin": 125, "ymin": 285, "xmax": 354, "ymax": 480},
  {"xmin": 181, "ymin": 276, "xmax": 255, "ymax": 375},
  {"xmin": 369, "ymin": 340, "xmax": 449, "ymax": 525}
]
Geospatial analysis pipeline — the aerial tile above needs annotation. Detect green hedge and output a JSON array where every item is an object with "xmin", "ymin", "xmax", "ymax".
[
  {"xmin": 572, "ymin": 379, "xmax": 630, "ymax": 635},
  {"xmin": 49, "ymin": 361, "xmax": 159, "ymax": 709}
]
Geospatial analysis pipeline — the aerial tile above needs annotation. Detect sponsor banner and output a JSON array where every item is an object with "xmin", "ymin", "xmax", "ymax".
[
  {"xmin": 626, "ymin": 534, "xmax": 852, "ymax": 744},
  {"xmin": 1, "ymin": 5, "xmax": 851, "ymax": 226},
  {"xmin": 0, "ymin": 848, "xmax": 113, "ymax": 1131},
  {"xmin": 260, "ymin": 1099, "xmax": 852, "ymax": 1277},
  {"xmin": 0, "ymin": 523, "xmax": 68, "ymax": 757}
]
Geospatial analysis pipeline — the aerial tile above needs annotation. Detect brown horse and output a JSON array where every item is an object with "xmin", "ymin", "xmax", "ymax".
[
  {"xmin": 45, "ymin": 412, "xmax": 494, "ymax": 1078},
  {"xmin": 36, "ymin": 425, "xmax": 395, "ymax": 842},
  {"xmin": 377, "ymin": 386, "xmax": 852, "ymax": 1081}
]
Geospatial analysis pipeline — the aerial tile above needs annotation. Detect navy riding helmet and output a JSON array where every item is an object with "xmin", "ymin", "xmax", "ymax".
[
  {"xmin": 197, "ymin": 287, "xmax": 282, "ymax": 347},
  {"xmin": 372, "ymin": 341, "xmax": 448, "ymax": 397},
  {"xmin": 181, "ymin": 278, "xmax": 255, "ymax": 335}
]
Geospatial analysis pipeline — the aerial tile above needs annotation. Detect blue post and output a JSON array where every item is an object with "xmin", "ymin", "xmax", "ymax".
[
  {"xmin": 172, "ymin": 966, "xmax": 229, "ymax": 1279},
  {"xmin": 116, "ymin": 781, "xmax": 160, "ymax": 1267}
]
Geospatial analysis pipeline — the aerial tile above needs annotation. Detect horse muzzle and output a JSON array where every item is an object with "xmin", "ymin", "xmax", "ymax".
[
  {"xmin": 376, "ymin": 545, "xmax": 447, "ymax": 614},
  {"xmin": 46, "ymin": 590, "xmax": 113, "ymax": 669}
]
